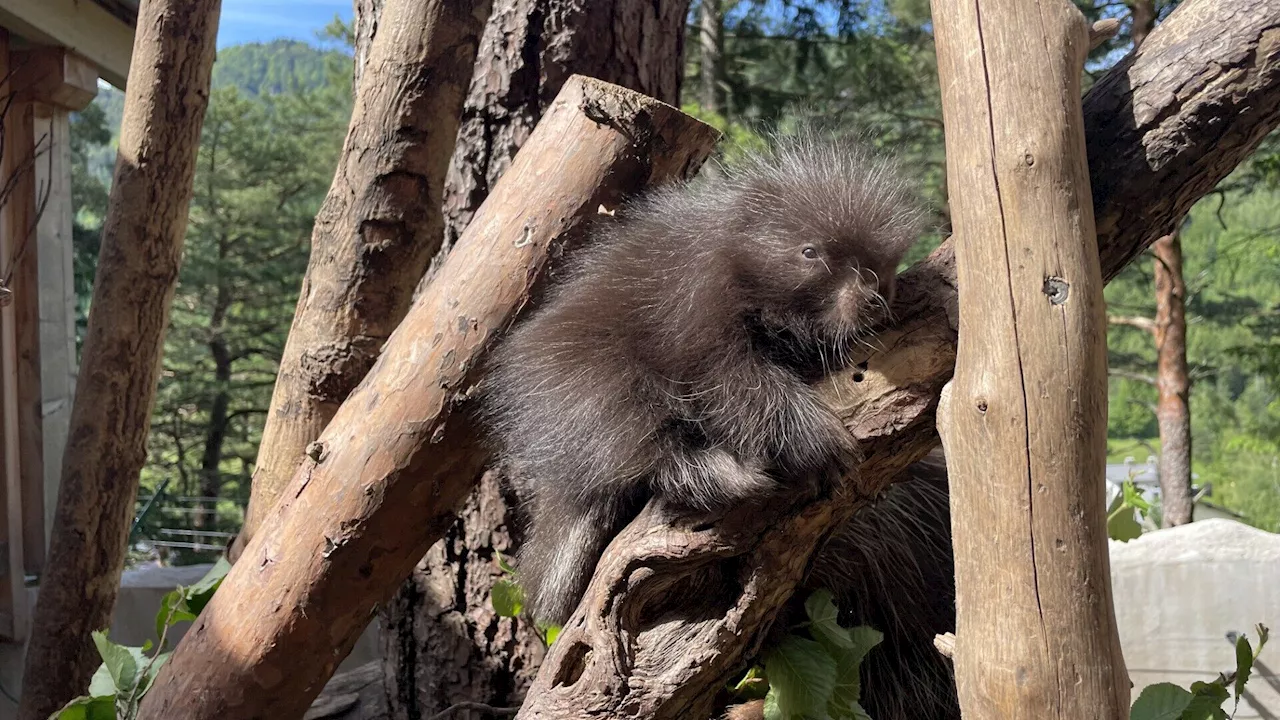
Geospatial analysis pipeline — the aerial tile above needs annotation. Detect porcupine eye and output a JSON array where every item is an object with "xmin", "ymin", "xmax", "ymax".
[{"xmin": 801, "ymin": 246, "xmax": 819, "ymax": 259}]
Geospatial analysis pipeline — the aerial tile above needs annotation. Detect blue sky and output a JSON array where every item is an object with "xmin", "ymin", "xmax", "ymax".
[{"xmin": 218, "ymin": 0, "xmax": 354, "ymax": 48}]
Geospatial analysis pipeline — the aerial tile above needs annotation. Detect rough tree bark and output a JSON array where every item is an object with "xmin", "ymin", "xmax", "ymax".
[
  {"xmin": 1153, "ymin": 230, "xmax": 1193, "ymax": 525},
  {"xmin": 16, "ymin": 1, "xmax": 221, "ymax": 717},
  {"xmin": 231, "ymin": 0, "xmax": 492, "ymax": 558},
  {"xmin": 382, "ymin": 2, "xmax": 692, "ymax": 717},
  {"xmin": 433, "ymin": 0, "xmax": 690, "ymax": 267},
  {"xmin": 517, "ymin": 0, "xmax": 1280, "ymax": 716},
  {"xmin": 135, "ymin": 77, "xmax": 720, "ymax": 720},
  {"xmin": 932, "ymin": 0, "xmax": 1127, "ymax": 717}
]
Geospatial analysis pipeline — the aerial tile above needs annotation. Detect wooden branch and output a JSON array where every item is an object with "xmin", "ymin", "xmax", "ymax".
[
  {"xmin": 1108, "ymin": 314, "xmax": 1157, "ymax": 334},
  {"xmin": 232, "ymin": 0, "xmax": 492, "ymax": 559},
  {"xmin": 136, "ymin": 76, "xmax": 720, "ymax": 720},
  {"xmin": 932, "ymin": 0, "xmax": 1127, "ymax": 717},
  {"xmin": 1109, "ymin": 367, "xmax": 1158, "ymax": 386},
  {"xmin": 16, "ymin": 0, "xmax": 220, "ymax": 717},
  {"xmin": 520, "ymin": 0, "xmax": 1280, "ymax": 716}
]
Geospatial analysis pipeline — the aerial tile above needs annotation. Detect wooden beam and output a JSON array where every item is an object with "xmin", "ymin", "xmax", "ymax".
[
  {"xmin": 14, "ymin": 48, "xmax": 98, "ymax": 111},
  {"xmin": 0, "ymin": 31, "xmax": 30, "ymax": 642},
  {"xmin": 0, "ymin": 0, "xmax": 133, "ymax": 89},
  {"xmin": 6, "ymin": 88, "xmax": 43, "ymax": 580}
]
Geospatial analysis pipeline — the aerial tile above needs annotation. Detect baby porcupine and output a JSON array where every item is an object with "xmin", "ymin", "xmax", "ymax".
[{"xmin": 480, "ymin": 133, "xmax": 925, "ymax": 626}]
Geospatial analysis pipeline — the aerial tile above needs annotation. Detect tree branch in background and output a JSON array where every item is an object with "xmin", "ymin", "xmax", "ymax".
[
  {"xmin": 519, "ymin": 0, "xmax": 1280, "ymax": 715},
  {"xmin": 135, "ymin": 77, "xmax": 720, "ymax": 720},
  {"xmin": 17, "ymin": 1, "xmax": 221, "ymax": 717},
  {"xmin": 1109, "ymin": 314, "xmax": 1157, "ymax": 334},
  {"xmin": 231, "ymin": 0, "xmax": 492, "ymax": 558}
]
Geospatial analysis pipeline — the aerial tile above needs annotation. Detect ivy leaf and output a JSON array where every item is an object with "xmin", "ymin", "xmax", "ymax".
[
  {"xmin": 1130, "ymin": 683, "xmax": 1193, "ymax": 720},
  {"xmin": 491, "ymin": 579, "xmax": 524, "ymax": 618},
  {"xmin": 92, "ymin": 631, "xmax": 142, "ymax": 696},
  {"xmin": 805, "ymin": 590, "xmax": 853, "ymax": 651},
  {"xmin": 764, "ymin": 635, "xmax": 838, "ymax": 719},
  {"xmin": 49, "ymin": 695, "xmax": 116, "ymax": 720}
]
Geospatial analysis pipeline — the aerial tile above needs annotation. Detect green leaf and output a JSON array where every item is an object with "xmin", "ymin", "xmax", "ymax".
[
  {"xmin": 87, "ymin": 664, "xmax": 118, "ymax": 698},
  {"xmin": 764, "ymin": 635, "xmax": 838, "ymax": 719},
  {"xmin": 1182, "ymin": 681, "xmax": 1230, "ymax": 720},
  {"xmin": 544, "ymin": 624, "xmax": 561, "ymax": 646},
  {"xmin": 91, "ymin": 632, "xmax": 141, "ymax": 696},
  {"xmin": 1130, "ymin": 683, "xmax": 1193, "ymax": 720},
  {"xmin": 1234, "ymin": 634, "xmax": 1254, "ymax": 701},
  {"xmin": 828, "ymin": 627, "xmax": 883, "ymax": 718},
  {"xmin": 1123, "ymin": 480, "xmax": 1153, "ymax": 513},
  {"xmin": 155, "ymin": 591, "xmax": 197, "ymax": 643},
  {"xmin": 805, "ymin": 590, "xmax": 853, "ymax": 651},
  {"xmin": 49, "ymin": 695, "xmax": 116, "ymax": 720},
  {"xmin": 1108, "ymin": 506, "xmax": 1144, "ymax": 542},
  {"xmin": 762, "ymin": 689, "xmax": 785, "ymax": 720},
  {"xmin": 491, "ymin": 579, "xmax": 524, "ymax": 618},
  {"xmin": 184, "ymin": 557, "xmax": 232, "ymax": 615}
]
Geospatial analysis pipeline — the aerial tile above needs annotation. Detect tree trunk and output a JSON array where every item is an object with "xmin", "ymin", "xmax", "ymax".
[
  {"xmin": 699, "ymin": 0, "xmax": 723, "ymax": 114},
  {"xmin": 383, "ymin": 3, "xmax": 692, "ymax": 716},
  {"xmin": 1153, "ymin": 230, "xmax": 1193, "ymax": 526},
  {"xmin": 518, "ymin": 0, "xmax": 1280, "ymax": 714},
  {"xmin": 932, "ymin": 0, "xmax": 1127, "ymax": 717},
  {"xmin": 231, "ymin": 0, "xmax": 492, "ymax": 559},
  {"xmin": 135, "ymin": 76, "xmax": 720, "ymax": 720},
  {"xmin": 433, "ymin": 0, "xmax": 690, "ymax": 269},
  {"xmin": 1128, "ymin": 0, "xmax": 1157, "ymax": 47},
  {"xmin": 197, "ymin": 279, "xmax": 232, "ymax": 528},
  {"xmin": 16, "ymin": 1, "xmax": 221, "ymax": 717},
  {"xmin": 352, "ymin": 0, "xmax": 387, "ymax": 90}
]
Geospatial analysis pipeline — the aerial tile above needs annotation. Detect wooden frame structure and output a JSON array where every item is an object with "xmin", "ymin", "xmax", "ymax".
[{"xmin": 0, "ymin": 0, "xmax": 134, "ymax": 642}]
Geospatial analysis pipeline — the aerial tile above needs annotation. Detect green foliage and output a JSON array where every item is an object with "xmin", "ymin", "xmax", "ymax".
[
  {"xmin": 729, "ymin": 589, "xmax": 881, "ymax": 720},
  {"xmin": 52, "ymin": 563, "xmax": 232, "ymax": 719},
  {"xmin": 1130, "ymin": 625, "xmax": 1269, "ymax": 720},
  {"xmin": 488, "ymin": 554, "xmax": 561, "ymax": 646},
  {"xmin": 1108, "ymin": 480, "xmax": 1156, "ymax": 542}
]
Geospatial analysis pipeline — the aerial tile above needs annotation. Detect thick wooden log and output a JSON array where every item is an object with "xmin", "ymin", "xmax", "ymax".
[
  {"xmin": 520, "ymin": 0, "xmax": 1280, "ymax": 716},
  {"xmin": 16, "ymin": 0, "xmax": 221, "ymax": 717},
  {"xmin": 136, "ymin": 76, "xmax": 719, "ymax": 720},
  {"xmin": 931, "ymin": 0, "xmax": 1127, "ymax": 717},
  {"xmin": 232, "ymin": 0, "xmax": 492, "ymax": 558}
]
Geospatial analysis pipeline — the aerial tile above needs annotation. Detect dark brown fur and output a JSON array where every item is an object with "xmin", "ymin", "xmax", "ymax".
[{"xmin": 480, "ymin": 135, "xmax": 957, "ymax": 718}]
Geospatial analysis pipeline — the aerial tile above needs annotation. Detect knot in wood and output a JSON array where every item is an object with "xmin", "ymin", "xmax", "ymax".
[{"xmin": 1042, "ymin": 276, "xmax": 1070, "ymax": 305}]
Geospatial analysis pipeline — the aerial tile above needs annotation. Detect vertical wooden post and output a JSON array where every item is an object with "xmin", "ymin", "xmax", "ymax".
[
  {"xmin": 7, "ymin": 83, "xmax": 44, "ymax": 582},
  {"xmin": 931, "ymin": 0, "xmax": 1129, "ymax": 718},
  {"xmin": 0, "ymin": 29, "xmax": 31, "ymax": 642}
]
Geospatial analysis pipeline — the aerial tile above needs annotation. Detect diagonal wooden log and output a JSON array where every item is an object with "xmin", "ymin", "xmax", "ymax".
[
  {"xmin": 231, "ymin": 0, "xmax": 492, "ymax": 558},
  {"xmin": 136, "ymin": 76, "xmax": 720, "ymax": 720},
  {"xmin": 517, "ymin": 0, "xmax": 1280, "ymax": 716},
  {"xmin": 931, "ymin": 0, "xmax": 1126, "ymax": 716}
]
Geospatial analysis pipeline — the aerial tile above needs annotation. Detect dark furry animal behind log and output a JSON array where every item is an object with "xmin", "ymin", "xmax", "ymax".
[{"xmin": 480, "ymin": 134, "xmax": 958, "ymax": 718}]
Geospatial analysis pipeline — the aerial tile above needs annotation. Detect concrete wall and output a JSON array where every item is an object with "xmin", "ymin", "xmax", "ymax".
[{"xmin": 1112, "ymin": 519, "xmax": 1280, "ymax": 718}]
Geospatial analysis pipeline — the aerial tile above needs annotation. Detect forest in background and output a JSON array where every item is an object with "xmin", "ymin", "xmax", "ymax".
[{"xmin": 66, "ymin": 1, "xmax": 1280, "ymax": 562}]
